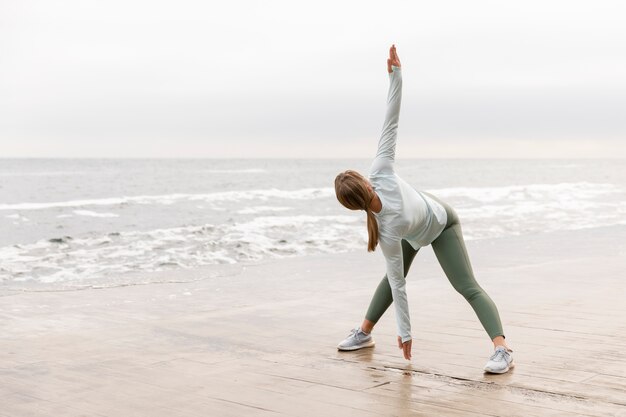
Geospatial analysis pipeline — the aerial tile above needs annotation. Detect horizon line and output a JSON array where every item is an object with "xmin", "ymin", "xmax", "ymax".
[{"xmin": 1, "ymin": 156, "xmax": 625, "ymax": 160}]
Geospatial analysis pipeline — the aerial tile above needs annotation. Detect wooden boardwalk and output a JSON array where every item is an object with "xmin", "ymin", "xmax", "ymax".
[{"xmin": 1, "ymin": 226, "xmax": 625, "ymax": 416}]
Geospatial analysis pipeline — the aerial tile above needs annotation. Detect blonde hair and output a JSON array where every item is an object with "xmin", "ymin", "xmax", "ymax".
[{"xmin": 334, "ymin": 170, "xmax": 379, "ymax": 252}]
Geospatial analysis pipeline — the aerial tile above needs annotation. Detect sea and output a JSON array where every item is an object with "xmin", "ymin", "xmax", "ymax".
[{"xmin": 1, "ymin": 158, "xmax": 625, "ymax": 291}]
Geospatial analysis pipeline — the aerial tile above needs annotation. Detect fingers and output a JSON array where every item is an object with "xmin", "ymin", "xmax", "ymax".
[
  {"xmin": 387, "ymin": 58, "xmax": 392, "ymax": 74},
  {"xmin": 388, "ymin": 44, "xmax": 400, "ymax": 68},
  {"xmin": 392, "ymin": 45, "xmax": 400, "ymax": 66},
  {"xmin": 402, "ymin": 340, "xmax": 412, "ymax": 360},
  {"xmin": 397, "ymin": 336, "xmax": 412, "ymax": 360}
]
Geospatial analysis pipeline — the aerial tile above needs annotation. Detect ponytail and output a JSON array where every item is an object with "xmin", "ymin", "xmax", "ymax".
[
  {"xmin": 335, "ymin": 169, "xmax": 380, "ymax": 252},
  {"xmin": 365, "ymin": 208, "xmax": 379, "ymax": 252}
]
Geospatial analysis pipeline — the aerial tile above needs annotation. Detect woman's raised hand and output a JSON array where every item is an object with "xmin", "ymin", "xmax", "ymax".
[{"xmin": 387, "ymin": 44, "xmax": 401, "ymax": 73}]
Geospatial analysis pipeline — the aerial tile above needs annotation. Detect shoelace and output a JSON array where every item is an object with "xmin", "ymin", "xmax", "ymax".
[{"xmin": 490, "ymin": 348, "xmax": 508, "ymax": 362}]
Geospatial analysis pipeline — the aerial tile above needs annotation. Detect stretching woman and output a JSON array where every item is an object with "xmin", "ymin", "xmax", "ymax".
[{"xmin": 334, "ymin": 45, "xmax": 514, "ymax": 374}]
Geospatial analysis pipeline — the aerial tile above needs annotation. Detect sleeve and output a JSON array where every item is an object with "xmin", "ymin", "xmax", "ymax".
[
  {"xmin": 380, "ymin": 237, "xmax": 412, "ymax": 343},
  {"xmin": 374, "ymin": 65, "xmax": 403, "ymax": 161}
]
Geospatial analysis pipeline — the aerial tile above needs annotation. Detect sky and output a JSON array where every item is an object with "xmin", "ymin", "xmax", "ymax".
[{"xmin": 1, "ymin": 0, "xmax": 625, "ymax": 158}]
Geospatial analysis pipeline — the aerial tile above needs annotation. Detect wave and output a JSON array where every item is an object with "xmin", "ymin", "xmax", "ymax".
[
  {"xmin": 428, "ymin": 182, "xmax": 620, "ymax": 202},
  {"xmin": 5, "ymin": 214, "xmax": 29, "ymax": 221},
  {"xmin": 236, "ymin": 206, "xmax": 293, "ymax": 214},
  {"xmin": 0, "ymin": 214, "xmax": 365, "ymax": 285},
  {"xmin": 4, "ymin": 193, "xmax": 626, "ymax": 286},
  {"xmin": 199, "ymin": 168, "xmax": 267, "ymax": 174},
  {"xmin": 429, "ymin": 182, "xmax": 626, "ymax": 240},
  {"xmin": 73, "ymin": 210, "xmax": 119, "ymax": 218},
  {"xmin": 2, "ymin": 182, "xmax": 620, "ymax": 212},
  {"xmin": 0, "ymin": 187, "xmax": 334, "ymax": 211},
  {"xmin": 0, "ymin": 171, "xmax": 97, "ymax": 177},
  {"xmin": 3, "ymin": 180, "xmax": 625, "ymax": 286}
]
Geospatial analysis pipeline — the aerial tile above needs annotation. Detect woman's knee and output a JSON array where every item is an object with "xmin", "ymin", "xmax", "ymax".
[{"xmin": 456, "ymin": 284, "xmax": 483, "ymax": 301}]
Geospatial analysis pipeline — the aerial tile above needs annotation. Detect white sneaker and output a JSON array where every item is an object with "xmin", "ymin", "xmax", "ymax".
[
  {"xmin": 337, "ymin": 327, "xmax": 375, "ymax": 351},
  {"xmin": 484, "ymin": 346, "xmax": 514, "ymax": 374}
]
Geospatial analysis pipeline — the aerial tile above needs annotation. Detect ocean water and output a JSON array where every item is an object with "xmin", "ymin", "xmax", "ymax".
[{"xmin": 1, "ymin": 158, "xmax": 625, "ymax": 290}]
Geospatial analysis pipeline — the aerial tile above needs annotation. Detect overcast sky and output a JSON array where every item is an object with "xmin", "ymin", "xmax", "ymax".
[{"xmin": 1, "ymin": 0, "xmax": 625, "ymax": 158}]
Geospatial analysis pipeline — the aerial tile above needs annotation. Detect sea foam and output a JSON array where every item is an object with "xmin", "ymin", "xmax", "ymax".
[{"xmin": 2, "ymin": 180, "xmax": 625, "ymax": 286}]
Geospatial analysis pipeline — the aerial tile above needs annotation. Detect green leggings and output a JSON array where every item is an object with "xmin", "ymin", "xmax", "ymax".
[{"xmin": 364, "ymin": 192, "xmax": 505, "ymax": 340}]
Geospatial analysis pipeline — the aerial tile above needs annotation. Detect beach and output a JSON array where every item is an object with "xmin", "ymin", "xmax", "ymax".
[
  {"xmin": 3, "ymin": 0, "xmax": 626, "ymax": 413},
  {"xmin": 2, "ymin": 224, "xmax": 625, "ymax": 416}
]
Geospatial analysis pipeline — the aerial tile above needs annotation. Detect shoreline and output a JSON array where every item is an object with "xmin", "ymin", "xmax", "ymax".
[
  {"xmin": 3, "ymin": 223, "xmax": 624, "ymax": 295},
  {"xmin": 2, "ymin": 225, "xmax": 625, "ymax": 416}
]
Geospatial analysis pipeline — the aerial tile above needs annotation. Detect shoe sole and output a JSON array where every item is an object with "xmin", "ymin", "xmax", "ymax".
[
  {"xmin": 484, "ymin": 360, "xmax": 515, "ymax": 374},
  {"xmin": 337, "ymin": 340, "xmax": 375, "ymax": 351}
]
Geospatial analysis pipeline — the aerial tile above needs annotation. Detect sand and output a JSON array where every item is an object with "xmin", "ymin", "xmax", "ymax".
[{"xmin": 1, "ymin": 225, "xmax": 625, "ymax": 416}]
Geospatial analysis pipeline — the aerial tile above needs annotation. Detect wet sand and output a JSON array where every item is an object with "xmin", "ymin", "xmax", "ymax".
[{"xmin": 1, "ymin": 226, "xmax": 625, "ymax": 416}]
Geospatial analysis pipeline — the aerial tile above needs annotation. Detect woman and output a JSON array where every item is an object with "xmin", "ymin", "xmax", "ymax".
[{"xmin": 334, "ymin": 45, "xmax": 514, "ymax": 374}]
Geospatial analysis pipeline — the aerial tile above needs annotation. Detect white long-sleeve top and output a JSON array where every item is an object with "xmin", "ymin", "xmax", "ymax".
[{"xmin": 368, "ymin": 65, "xmax": 448, "ymax": 343}]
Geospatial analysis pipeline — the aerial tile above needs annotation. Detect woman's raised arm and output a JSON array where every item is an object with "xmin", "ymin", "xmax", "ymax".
[{"xmin": 375, "ymin": 45, "xmax": 403, "ymax": 161}]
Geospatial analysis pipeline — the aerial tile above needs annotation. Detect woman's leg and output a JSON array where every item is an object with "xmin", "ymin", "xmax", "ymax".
[
  {"xmin": 361, "ymin": 239, "xmax": 419, "ymax": 333},
  {"xmin": 429, "ymin": 198, "xmax": 508, "ymax": 348}
]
